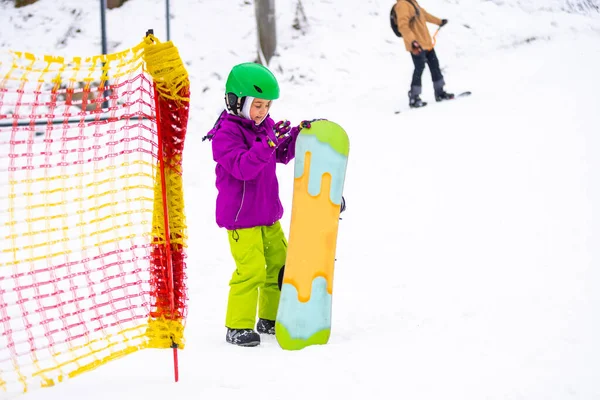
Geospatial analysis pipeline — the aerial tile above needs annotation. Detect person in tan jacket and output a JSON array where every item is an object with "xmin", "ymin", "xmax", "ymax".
[{"xmin": 394, "ymin": 0, "xmax": 454, "ymax": 108}]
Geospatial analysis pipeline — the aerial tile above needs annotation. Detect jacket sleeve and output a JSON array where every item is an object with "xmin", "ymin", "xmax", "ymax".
[
  {"xmin": 396, "ymin": 2, "xmax": 417, "ymax": 48},
  {"xmin": 275, "ymin": 126, "xmax": 300, "ymax": 165},
  {"xmin": 212, "ymin": 127, "xmax": 275, "ymax": 181},
  {"xmin": 422, "ymin": 8, "xmax": 443, "ymax": 25}
]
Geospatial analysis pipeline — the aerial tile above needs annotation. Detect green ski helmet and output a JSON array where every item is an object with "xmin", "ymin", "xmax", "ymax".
[{"xmin": 225, "ymin": 62, "xmax": 280, "ymax": 115}]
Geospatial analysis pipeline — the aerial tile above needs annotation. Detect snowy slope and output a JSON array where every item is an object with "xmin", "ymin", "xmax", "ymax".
[{"xmin": 1, "ymin": 0, "xmax": 600, "ymax": 399}]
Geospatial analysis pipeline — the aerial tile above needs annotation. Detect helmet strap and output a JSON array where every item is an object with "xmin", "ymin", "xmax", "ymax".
[{"xmin": 225, "ymin": 93, "xmax": 246, "ymax": 117}]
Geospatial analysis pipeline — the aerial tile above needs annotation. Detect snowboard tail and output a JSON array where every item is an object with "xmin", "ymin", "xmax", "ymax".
[{"xmin": 276, "ymin": 120, "xmax": 349, "ymax": 350}]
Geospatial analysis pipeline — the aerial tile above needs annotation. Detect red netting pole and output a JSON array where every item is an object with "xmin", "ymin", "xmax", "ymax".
[
  {"xmin": 152, "ymin": 82, "xmax": 179, "ymax": 383},
  {"xmin": 143, "ymin": 30, "xmax": 188, "ymax": 382}
]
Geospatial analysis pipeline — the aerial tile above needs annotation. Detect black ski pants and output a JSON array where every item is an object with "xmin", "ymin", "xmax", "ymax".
[{"xmin": 410, "ymin": 49, "xmax": 444, "ymax": 90}]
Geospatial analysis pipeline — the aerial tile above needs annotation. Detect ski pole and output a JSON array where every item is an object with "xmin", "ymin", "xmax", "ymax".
[{"xmin": 432, "ymin": 27, "xmax": 441, "ymax": 47}]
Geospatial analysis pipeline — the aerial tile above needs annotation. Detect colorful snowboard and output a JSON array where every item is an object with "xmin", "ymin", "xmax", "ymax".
[{"xmin": 275, "ymin": 120, "xmax": 349, "ymax": 350}]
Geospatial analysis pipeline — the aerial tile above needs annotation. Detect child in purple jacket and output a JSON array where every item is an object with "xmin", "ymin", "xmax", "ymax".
[{"xmin": 205, "ymin": 62, "xmax": 307, "ymax": 347}]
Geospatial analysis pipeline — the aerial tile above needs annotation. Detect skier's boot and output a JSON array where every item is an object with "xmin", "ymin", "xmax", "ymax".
[
  {"xmin": 435, "ymin": 90, "xmax": 455, "ymax": 102},
  {"xmin": 434, "ymin": 79, "xmax": 454, "ymax": 102},
  {"xmin": 256, "ymin": 318, "xmax": 276, "ymax": 335},
  {"xmin": 226, "ymin": 328, "xmax": 261, "ymax": 347},
  {"xmin": 408, "ymin": 90, "xmax": 427, "ymax": 108}
]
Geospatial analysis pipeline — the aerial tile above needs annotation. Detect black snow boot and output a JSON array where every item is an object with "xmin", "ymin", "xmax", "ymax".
[
  {"xmin": 435, "ymin": 91, "xmax": 455, "ymax": 102},
  {"xmin": 408, "ymin": 90, "xmax": 427, "ymax": 108},
  {"xmin": 226, "ymin": 328, "xmax": 261, "ymax": 347},
  {"xmin": 256, "ymin": 318, "xmax": 276, "ymax": 335}
]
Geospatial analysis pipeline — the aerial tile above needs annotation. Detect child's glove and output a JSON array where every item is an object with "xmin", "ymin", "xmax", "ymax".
[
  {"xmin": 299, "ymin": 118, "xmax": 327, "ymax": 130},
  {"xmin": 299, "ymin": 120, "xmax": 312, "ymax": 129},
  {"xmin": 273, "ymin": 120, "xmax": 292, "ymax": 140},
  {"xmin": 440, "ymin": 19, "xmax": 448, "ymax": 27}
]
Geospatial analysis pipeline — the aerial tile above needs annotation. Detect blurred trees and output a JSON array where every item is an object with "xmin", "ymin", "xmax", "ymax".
[
  {"xmin": 566, "ymin": 0, "xmax": 599, "ymax": 12},
  {"xmin": 14, "ymin": 0, "xmax": 38, "ymax": 7},
  {"xmin": 107, "ymin": 0, "xmax": 129, "ymax": 9},
  {"xmin": 292, "ymin": 0, "xmax": 308, "ymax": 34},
  {"xmin": 254, "ymin": 0, "xmax": 276, "ymax": 66},
  {"xmin": 11, "ymin": 0, "xmax": 129, "ymax": 8},
  {"xmin": 254, "ymin": 0, "xmax": 309, "ymax": 66}
]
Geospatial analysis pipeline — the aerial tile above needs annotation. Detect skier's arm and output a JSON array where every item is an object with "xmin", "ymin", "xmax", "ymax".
[
  {"xmin": 212, "ymin": 128, "xmax": 275, "ymax": 181},
  {"xmin": 395, "ymin": 2, "xmax": 417, "ymax": 49},
  {"xmin": 422, "ymin": 8, "xmax": 443, "ymax": 25}
]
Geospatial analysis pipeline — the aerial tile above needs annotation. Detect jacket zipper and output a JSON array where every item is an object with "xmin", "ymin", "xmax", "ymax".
[{"xmin": 234, "ymin": 181, "xmax": 246, "ymax": 222}]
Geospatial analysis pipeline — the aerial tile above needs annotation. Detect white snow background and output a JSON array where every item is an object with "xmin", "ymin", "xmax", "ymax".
[{"xmin": 1, "ymin": 0, "xmax": 600, "ymax": 399}]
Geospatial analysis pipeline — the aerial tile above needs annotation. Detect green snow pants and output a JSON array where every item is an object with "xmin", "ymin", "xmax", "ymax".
[{"xmin": 225, "ymin": 221, "xmax": 287, "ymax": 329}]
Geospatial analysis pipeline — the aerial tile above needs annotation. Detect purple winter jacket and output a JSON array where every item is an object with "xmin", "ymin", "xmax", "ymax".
[{"xmin": 208, "ymin": 111, "xmax": 299, "ymax": 230}]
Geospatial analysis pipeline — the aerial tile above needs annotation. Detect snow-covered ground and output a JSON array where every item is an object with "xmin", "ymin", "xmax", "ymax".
[{"xmin": 1, "ymin": 0, "xmax": 599, "ymax": 399}]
